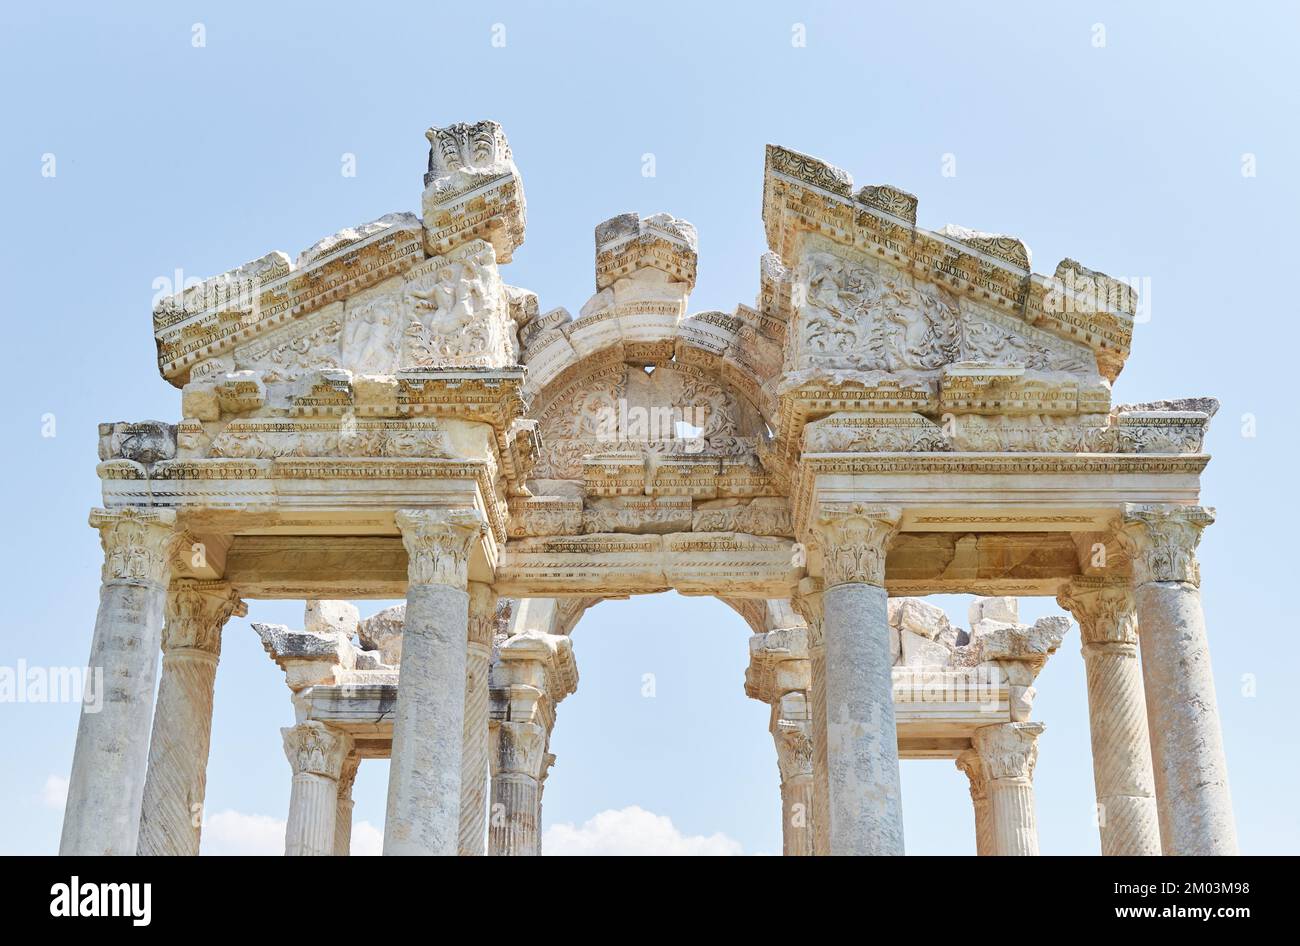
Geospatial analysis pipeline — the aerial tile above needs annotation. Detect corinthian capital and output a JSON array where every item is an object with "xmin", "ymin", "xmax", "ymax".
[
  {"xmin": 281, "ymin": 721, "xmax": 353, "ymax": 780},
  {"xmin": 954, "ymin": 748, "xmax": 988, "ymax": 801},
  {"xmin": 1115, "ymin": 503, "xmax": 1214, "ymax": 587},
  {"xmin": 162, "ymin": 580, "xmax": 247, "ymax": 655},
  {"xmin": 812, "ymin": 503, "xmax": 901, "ymax": 588},
  {"xmin": 972, "ymin": 721, "xmax": 1044, "ymax": 782},
  {"xmin": 395, "ymin": 507, "xmax": 486, "ymax": 588},
  {"xmin": 1056, "ymin": 576, "xmax": 1137, "ymax": 647},
  {"xmin": 90, "ymin": 507, "xmax": 179, "ymax": 586}
]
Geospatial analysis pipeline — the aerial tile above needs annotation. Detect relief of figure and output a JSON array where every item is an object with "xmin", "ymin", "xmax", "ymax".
[{"xmin": 341, "ymin": 295, "xmax": 402, "ymax": 374}]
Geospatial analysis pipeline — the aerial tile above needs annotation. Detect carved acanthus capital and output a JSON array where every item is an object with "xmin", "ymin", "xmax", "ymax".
[
  {"xmin": 812, "ymin": 503, "xmax": 901, "ymax": 588},
  {"xmin": 90, "ymin": 507, "xmax": 180, "ymax": 586},
  {"xmin": 281, "ymin": 721, "xmax": 353, "ymax": 780},
  {"xmin": 954, "ymin": 748, "xmax": 988, "ymax": 801},
  {"xmin": 162, "ymin": 580, "xmax": 247, "ymax": 656},
  {"xmin": 972, "ymin": 721, "xmax": 1044, "ymax": 782},
  {"xmin": 467, "ymin": 581, "xmax": 497, "ymax": 652},
  {"xmin": 791, "ymin": 584, "xmax": 824, "ymax": 650},
  {"xmin": 774, "ymin": 722, "xmax": 815, "ymax": 783},
  {"xmin": 338, "ymin": 755, "xmax": 360, "ymax": 797},
  {"xmin": 395, "ymin": 507, "xmax": 486, "ymax": 588},
  {"xmin": 492, "ymin": 719, "xmax": 548, "ymax": 779},
  {"xmin": 1056, "ymin": 576, "xmax": 1137, "ymax": 647},
  {"xmin": 1116, "ymin": 503, "xmax": 1214, "ymax": 587}
]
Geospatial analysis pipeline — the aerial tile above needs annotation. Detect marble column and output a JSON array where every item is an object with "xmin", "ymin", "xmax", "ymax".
[
  {"xmin": 812, "ymin": 503, "xmax": 904, "ymax": 856},
  {"xmin": 137, "ymin": 580, "xmax": 245, "ymax": 856},
  {"xmin": 1117, "ymin": 504, "xmax": 1237, "ymax": 856},
  {"xmin": 793, "ymin": 589, "xmax": 829, "ymax": 856},
  {"xmin": 282, "ymin": 721, "xmax": 353, "ymax": 857},
  {"xmin": 459, "ymin": 582, "xmax": 495, "ymax": 856},
  {"xmin": 954, "ymin": 749, "xmax": 994, "ymax": 856},
  {"xmin": 61, "ymin": 507, "xmax": 179, "ymax": 856},
  {"xmin": 774, "ymin": 720, "xmax": 816, "ymax": 857},
  {"xmin": 972, "ymin": 721, "xmax": 1043, "ymax": 856},
  {"xmin": 334, "ymin": 755, "xmax": 359, "ymax": 856},
  {"xmin": 488, "ymin": 720, "xmax": 546, "ymax": 856},
  {"xmin": 1057, "ymin": 576, "xmax": 1161, "ymax": 856},
  {"xmin": 384, "ymin": 508, "xmax": 485, "ymax": 856}
]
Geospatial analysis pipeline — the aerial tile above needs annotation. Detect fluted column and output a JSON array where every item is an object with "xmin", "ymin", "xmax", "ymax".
[
  {"xmin": 488, "ymin": 720, "xmax": 545, "ymax": 856},
  {"xmin": 811, "ymin": 503, "xmax": 904, "ymax": 856},
  {"xmin": 282, "ymin": 722, "xmax": 352, "ymax": 856},
  {"xmin": 954, "ymin": 749, "xmax": 994, "ymax": 856},
  {"xmin": 775, "ymin": 723, "xmax": 816, "ymax": 857},
  {"xmin": 61, "ymin": 507, "xmax": 180, "ymax": 856},
  {"xmin": 384, "ymin": 508, "xmax": 485, "ymax": 856},
  {"xmin": 334, "ymin": 756, "xmax": 359, "ymax": 856},
  {"xmin": 1117, "ymin": 504, "xmax": 1236, "ymax": 856},
  {"xmin": 458, "ymin": 582, "xmax": 495, "ymax": 856},
  {"xmin": 1058, "ymin": 576, "xmax": 1160, "ymax": 856},
  {"xmin": 137, "ymin": 580, "xmax": 245, "ymax": 856},
  {"xmin": 972, "ymin": 721, "xmax": 1043, "ymax": 856},
  {"xmin": 793, "ymin": 589, "xmax": 829, "ymax": 856}
]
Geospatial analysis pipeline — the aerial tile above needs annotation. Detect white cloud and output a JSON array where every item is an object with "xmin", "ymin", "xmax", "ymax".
[
  {"xmin": 350, "ymin": 820, "xmax": 384, "ymax": 856},
  {"xmin": 40, "ymin": 774, "xmax": 68, "ymax": 809},
  {"xmin": 542, "ymin": 806, "xmax": 747, "ymax": 856},
  {"xmin": 201, "ymin": 810, "xmax": 285, "ymax": 856}
]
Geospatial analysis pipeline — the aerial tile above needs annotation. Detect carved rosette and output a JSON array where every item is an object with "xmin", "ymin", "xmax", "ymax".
[
  {"xmin": 1115, "ymin": 504, "xmax": 1214, "ymax": 587},
  {"xmin": 90, "ymin": 507, "xmax": 179, "ymax": 586},
  {"xmin": 395, "ymin": 508, "xmax": 486, "ymax": 588},
  {"xmin": 812, "ymin": 503, "xmax": 901, "ymax": 588},
  {"xmin": 1056, "ymin": 577, "xmax": 1137, "ymax": 648},
  {"xmin": 972, "ymin": 721, "xmax": 1044, "ymax": 782},
  {"xmin": 161, "ymin": 580, "xmax": 247, "ymax": 656},
  {"xmin": 281, "ymin": 721, "xmax": 352, "ymax": 780}
]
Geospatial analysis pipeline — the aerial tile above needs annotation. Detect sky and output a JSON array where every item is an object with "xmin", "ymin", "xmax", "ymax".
[{"xmin": 1, "ymin": 1, "xmax": 1297, "ymax": 855}]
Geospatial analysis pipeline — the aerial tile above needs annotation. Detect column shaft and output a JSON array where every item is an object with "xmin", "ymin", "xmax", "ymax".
[
  {"xmin": 61, "ymin": 508, "xmax": 177, "ymax": 856},
  {"xmin": 458, "ymin": 583, "xmax": 494, "ymax": 856},
  {"xmin": 488, "ymin": 720, "xmax": 544, "ymax": 856},
  {"xmin": 1136, "ymin": 581, "xmax": 1236, "ymax": 855},
  {"xmin": 334, "ymin": 757, "xmax": 359, "ymax": 856},
  {"xmin": 282, "ymin": 722, "xmax": 351, "ymax": 857},
  {"xmin": 972, "ymin": 721, "xmax": 1043, "ymax": 857},
  {"xmin": 780, "ymin": 775, "xmax": 815, "ymax": 857},
  {"xmin": 1059, "ymin": 577, "xmax": 1161, "ymax": 856},
  {"xmin": 987, "ymin": 779, "xmax": 1039, "ymax": 856},
  {"xmin": 1082, "ymin": 641, "xmax": 1160, "ymax": 855},
  {"xmin": 383, "ymin": 508, "xmax": 483, "ymax": 856},
  {"xmin": 1118, "ymin": 504, "xmax": 1236, "ymax": 856},
  {"xmin": 809, "ymin": 638, "xmax": 830, "ymax": 856},
  {"xmin": 138, "ymin": 581, "xmax": 244, "ymax": 856},
  {"xmin": 823, "ymin": 581, "xmax": 903, "ymax": 855}
]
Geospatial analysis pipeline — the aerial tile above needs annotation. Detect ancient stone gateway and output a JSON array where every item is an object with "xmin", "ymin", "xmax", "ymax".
[{"xmin": 62, "ymin": 120, "xmax": 1235, "ymax": 856}]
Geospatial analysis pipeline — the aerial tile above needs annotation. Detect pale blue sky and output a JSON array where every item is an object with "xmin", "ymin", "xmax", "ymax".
[{"xmin": 1, "ymin": 1, "xmax": 1297, "ymax": 854}]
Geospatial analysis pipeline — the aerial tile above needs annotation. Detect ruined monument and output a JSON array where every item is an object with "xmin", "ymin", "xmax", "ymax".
[{"xmin": 62, "ymin": 120, "xmax": 1234, "ymax": 856}]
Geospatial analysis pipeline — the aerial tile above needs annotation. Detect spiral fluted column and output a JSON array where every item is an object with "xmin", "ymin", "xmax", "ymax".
[
  {"xmin": 334, "ymin": 756, "xmax": 359, "ymax": 856},
  {"xmin": 1058, "ymin": 576, "xmax": 1160, "ymax": 856},
  {"xmin": 458, "ymin": 582, "xmax": 494, "ymax": 856},
  {"xmin": 955, "ymin": 749, "xmax": 994, "ymax": 856},
  {"xmin": 138, "ymin": 581, "xmax": 245, "ymax": 856}
]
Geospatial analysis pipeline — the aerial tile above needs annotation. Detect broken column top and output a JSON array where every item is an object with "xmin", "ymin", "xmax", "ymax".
[{"xmin": 594, "ymin": 211, "xmax": 698, "ymax": 292}]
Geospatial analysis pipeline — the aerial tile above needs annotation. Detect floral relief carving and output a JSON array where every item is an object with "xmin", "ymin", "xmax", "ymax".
[
  {"xmin": 812, "ymin": 503, "xmax": 901, "ymax": 588},
  {"xmin": 395, "ymin": 508, "xmax": 486, "ymax": 587},
  {"xmin": 162, "ymin": 581, "xmax": 247, "ymax": 655},
  {"xmin": 91, "ymin": 507, "xmax": 180, "ymax": 586},
  {"xmin": 1116, "ymin": 504, "xmax": 1214, "ymax": 587}
]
